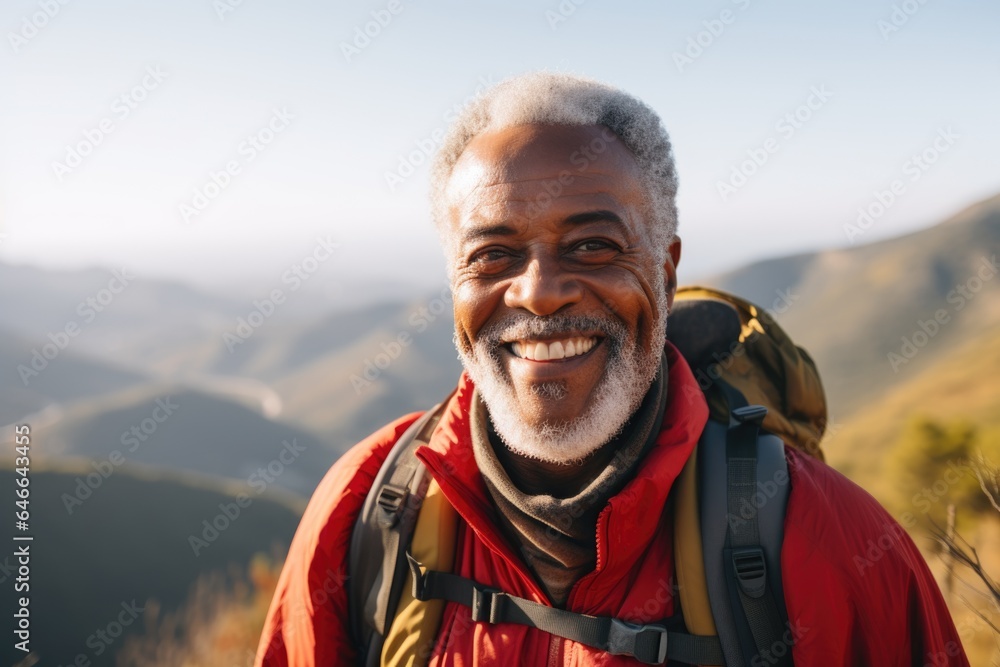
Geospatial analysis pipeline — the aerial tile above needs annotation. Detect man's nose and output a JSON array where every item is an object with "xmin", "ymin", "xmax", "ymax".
[{"xmin": 504, "ymin": 252, "xmax": 583, "ymax": 316}]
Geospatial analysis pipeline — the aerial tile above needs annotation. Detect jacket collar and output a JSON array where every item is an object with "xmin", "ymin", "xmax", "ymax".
[{"xmin": 415, "ymin": 341, "xmax": 710, "ymax": 604}]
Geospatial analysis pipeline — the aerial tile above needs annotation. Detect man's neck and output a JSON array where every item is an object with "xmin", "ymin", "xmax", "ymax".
[{"xmin": 489, "ymin": 429, "xmax": 625, "ymax": 498}]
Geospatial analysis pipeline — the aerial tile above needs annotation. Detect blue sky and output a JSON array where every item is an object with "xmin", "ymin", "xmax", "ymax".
[{"xmin": 1, "ymin": 0, "xmax": 997, "ymax": 296}]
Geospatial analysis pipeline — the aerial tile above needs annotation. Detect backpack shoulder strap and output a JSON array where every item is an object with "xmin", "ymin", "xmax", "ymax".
[
  {"xmin": 380, "ymin": 475, "xmax": 458, "ymax": 664},
  {"xmin": 348, "ymin": 389, "xmax": 456, "ymax": 666},
  {"xmin": 698, "ymin": 382, "xmax": 793, "ymax": 667}
]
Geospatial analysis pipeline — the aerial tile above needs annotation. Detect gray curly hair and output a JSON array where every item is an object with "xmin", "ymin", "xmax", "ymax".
[{"xmin": 429, "ymin": 71, "xmax": 679, "ymax": 267}]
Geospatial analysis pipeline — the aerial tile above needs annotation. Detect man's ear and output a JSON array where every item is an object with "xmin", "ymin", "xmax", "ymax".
[{"xmin": 664, "ymin": 236, "xmax": 682, "ymax": 313}]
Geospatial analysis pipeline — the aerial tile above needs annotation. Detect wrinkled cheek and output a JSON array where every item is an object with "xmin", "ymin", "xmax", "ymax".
[
  {"xmin": 600, "ymin": 271, "xmax": 652, "ymax": 332},
  {"xmin": 454, "ymin": 325, "xmax": 475, "ymax": 356},
  {"xmin": 631, "ymin": 288, "xmax": 663, "ymax": 355},
  {"xmin": 453, "ymin": 309, "xmax": 479, "ymax": 357},
  {"xmin": 453, "ymin": 284, "xmax": 494, "ymax": 357}
]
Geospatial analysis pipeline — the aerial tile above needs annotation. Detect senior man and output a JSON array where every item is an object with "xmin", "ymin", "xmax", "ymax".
[{"xmin": 255, "ymin": 73, "xmax": 967, "ymax": 666}]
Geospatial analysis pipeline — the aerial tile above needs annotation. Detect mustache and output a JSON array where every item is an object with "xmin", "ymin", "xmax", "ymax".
[{"xmin": 474, "ymin": 313, "xmax": 629, "ymax": 354}]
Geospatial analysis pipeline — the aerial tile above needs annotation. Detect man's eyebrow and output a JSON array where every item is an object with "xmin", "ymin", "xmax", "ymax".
[
  {"xmin": 563, "ymin": 210, "xmax": 626, "ymax": 228},
  {"xmin": 460, "ymin": 223, "xmax": 519, "ymax": 245},
  {"xmin": 460, "ymin": 210, "xmax": 627, "ymax": 246}
]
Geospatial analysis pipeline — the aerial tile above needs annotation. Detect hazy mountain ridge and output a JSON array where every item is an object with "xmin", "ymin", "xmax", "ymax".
[
  {"xmin": 704, "ymin": 192, "xmax": 1000, "ymax": 418},
  {"xmin": 0, "ymin": 328, "xmax": 148, "ymax": 426},
  {"xmin": 272, "ymin": 294, "xmax": 464, "ymax": 443},
  {"xmin": 33, "ymin": 383, "xmax": 337, "ymax": 497}
]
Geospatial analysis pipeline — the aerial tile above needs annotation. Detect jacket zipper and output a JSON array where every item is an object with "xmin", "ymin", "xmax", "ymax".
[
  {"xmin": 547, "ymin": 503, "xmax": 614, "ymax": 666},
  {"xmin": 547, "ymin": 633, "xmax": 562, "ymax": 667}
]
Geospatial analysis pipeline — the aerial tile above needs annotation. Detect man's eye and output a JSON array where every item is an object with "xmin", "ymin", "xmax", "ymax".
[
  {"xmin": 574, "ymin": 240, "xmax": 616, "ymax": 253},
  {"xmin": 471, "ymin": 248, "xmax": 510, "ymax": 264}
]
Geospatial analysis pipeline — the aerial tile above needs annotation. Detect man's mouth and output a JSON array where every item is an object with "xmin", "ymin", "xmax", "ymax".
[{"xmin": 503, "ymin": 335, "xmax": 602, "ymax": 361}]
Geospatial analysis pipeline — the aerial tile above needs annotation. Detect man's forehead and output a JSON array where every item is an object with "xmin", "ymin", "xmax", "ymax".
[
  {"xmin": 454, "ymin": 123, "xmax": 639, "ymax": 182},
  {"xmin": 445, "ymin": 123, "xmax": 648, "ymax": 227},
  {"xmin": 458, "ymin": 188, "xmax": 630, "ymax": 228}
]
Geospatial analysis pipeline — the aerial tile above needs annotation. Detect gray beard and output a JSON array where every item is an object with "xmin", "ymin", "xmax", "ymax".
[{"xmin": 454, "ymin": 286, "xmax": 668, "ymax": 466}]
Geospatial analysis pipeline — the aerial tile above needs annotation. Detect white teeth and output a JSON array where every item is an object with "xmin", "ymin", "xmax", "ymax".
[{"xmin": 510, "ymin": 336, "xmax": 597, "ymax": 361}]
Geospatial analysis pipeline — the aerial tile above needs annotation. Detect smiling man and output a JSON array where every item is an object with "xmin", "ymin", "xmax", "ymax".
[
  {"xmin": 448, "ymin": 121, "xmax": 676, "ymax": 490},
  {"xmin": 256, "ymin": 72, "xmax": 967, "ymax": 666}
]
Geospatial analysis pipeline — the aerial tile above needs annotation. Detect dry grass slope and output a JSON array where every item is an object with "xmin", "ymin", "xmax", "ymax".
[{"xmin": 826, "ymin": 321, "xmax": 1000, "ymax": 493}]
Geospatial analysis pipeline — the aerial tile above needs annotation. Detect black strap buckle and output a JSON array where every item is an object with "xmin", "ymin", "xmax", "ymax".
[
  {"xmin": 470, "ymin": 585, "xmax": 506, "ymax": 623},
  {"xmin": 607, "ymin": 619, "xmax": 668, "ymax": 665},
  {"xmin": 376, "ymin": 484, "xmax": 408, "ymax": 527},
  {"xmin": 406, "ymin": 552, "xmax": 428, "ymax": 601},
  {"xmin": 731, "ymin": 546, "xmax": 768, "ymax": 598},
  {"xmin": 732, "ymin": 404, "xmax": 768, "ymax": 426}
]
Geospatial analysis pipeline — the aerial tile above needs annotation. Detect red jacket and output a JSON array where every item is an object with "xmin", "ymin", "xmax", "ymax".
[{"xmin": 255, "ymin": 343, "xmax": 968, "ymax": 666}]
